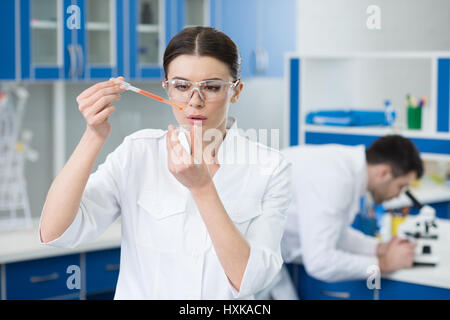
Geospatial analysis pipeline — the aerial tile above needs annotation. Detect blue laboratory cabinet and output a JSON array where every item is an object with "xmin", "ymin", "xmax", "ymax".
[
  {"xmin": 286, "ymin": 263, "xmax": 450, "ymax": 300},
  {"xmin": 14, "ymin": 0, "xmax": 125, "ymax": 81},
  {"xmin": 0, "ymin": 1, "xmax": 16, "ymax": 80},
  {"xmin": 1, "ymin": 0, "xmax": 163, "ymax": 81},
  {"xmin": 1, "ymin": 0, "xmax": 297, "ymax": 81},
  {"xmin": 63, "ymin": 0, "xmax": 126, "ymax": 80},
  {"xmin": 0, "ymin": 248, "xmax": 120, "ymax": 300},
  {"xmin": 211, "ymin": 0, "xmax": 297, "ymax": 78}
]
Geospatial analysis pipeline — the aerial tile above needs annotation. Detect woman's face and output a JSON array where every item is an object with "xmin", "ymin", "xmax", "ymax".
[{"xmin": 166, "ymin": 54, "xmax": 243, "ymax": 134}]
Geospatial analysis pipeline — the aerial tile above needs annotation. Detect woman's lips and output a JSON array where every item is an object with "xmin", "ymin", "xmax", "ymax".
[{"xmin": 187, "ymin": 115, "xmax": 207, "ymax": 125}]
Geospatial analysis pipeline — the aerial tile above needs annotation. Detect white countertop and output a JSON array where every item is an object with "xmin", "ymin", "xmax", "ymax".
[
  {"xmin": 0, "ymin": 218, "xmax": 122, "ymax": 264},
  {"xmin": 288, "ymin": 218, "xmax": 450, "ymax": 290},
  {"xmin": 382, "ymin": 218, "xmax": 450, "ymax": 289},
  {"xmin": 1, "ymin": 216, "xmax": 449, "ymax": 290},
  {"xmin": 383, "ymin": 183, "xmax": 450, "ymax": 210}
]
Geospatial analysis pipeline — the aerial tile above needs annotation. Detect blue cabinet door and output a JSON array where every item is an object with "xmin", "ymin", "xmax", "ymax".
[
  {"xmin": 211, "ymin": 0, "xmax": 258, "ymax": 79},
  {"xmin": 6, "ymin": 254, "xmax": 81, "ymax": 300},
  {"xmin": 85, "ymin": 248, "xmax": 120, "ymax": 295},
  {"xmin": 260, "ymin": 0, "xmax": 297, "ymax": 78},
  {"xmin": 128, "ymin": 0, "xmax": 169, "ymax": 80},
  {"xmin": 0, "ymin": 0, "xmax": 16, "ymax": 80},
  {"xmin": 380, "ymin": 279, "xmax": 450, "ymax": 300},
  {"xmin": 211, "ymin": 0, "xmax": 296, "ymax": 78},
  {"xmin": 63, "ymin": 0, "xmax": 125, "ymax": 80},
  {"xmin": 20, "ymin": 0, "xmax": 65, "ymax": 80},
  {"xmin": 78, "ymin": 0, "xmax": 125, "ymax": 80},
  {"xmin": 286, "ymin": 263, "xmax": 375, "ymax": 300}
]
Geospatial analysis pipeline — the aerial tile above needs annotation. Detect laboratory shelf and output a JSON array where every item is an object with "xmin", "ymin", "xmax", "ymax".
[
  {"xmin": 292, "ymin": 51, "xmax": 450, "ymax": 60},
  {"xmin": 286, "ymin": 52, "xmax": 450, "ymax": 149}
]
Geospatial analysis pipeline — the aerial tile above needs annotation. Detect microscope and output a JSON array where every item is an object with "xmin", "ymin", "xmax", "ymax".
[{"xmin": 397, "ymin": 190, "xmax": 439, "ymax": 266}]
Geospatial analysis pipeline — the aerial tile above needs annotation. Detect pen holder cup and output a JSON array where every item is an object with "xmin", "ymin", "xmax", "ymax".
[{"xmin": 407, "ymin": 107, "xmax": 422, "ymax": 130}]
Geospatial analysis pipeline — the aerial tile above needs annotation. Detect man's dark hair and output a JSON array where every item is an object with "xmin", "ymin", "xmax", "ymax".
[{"xmin": 365, "ymin": 135, "xmax": 423, "ymax": 179}]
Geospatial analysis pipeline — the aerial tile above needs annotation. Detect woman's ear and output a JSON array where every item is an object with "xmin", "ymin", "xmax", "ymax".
[{"xmin": 230, "ymin": 81, "xmax": 244, "ymax": 103}]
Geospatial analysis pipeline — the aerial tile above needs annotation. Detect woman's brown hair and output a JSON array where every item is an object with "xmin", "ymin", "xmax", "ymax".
[{"xmin": 163, "ymin": 26, "xmax": 241, "ymax": 81}]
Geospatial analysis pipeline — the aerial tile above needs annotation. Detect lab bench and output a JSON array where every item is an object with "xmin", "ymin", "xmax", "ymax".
[
  {"xmin": 0, "ymin": 219, "xmax": 121, "ymax": 300},
  {"xmin": 286, "ymin": 218, "xmax": 450, "ymax": 300},
  {"xmin": 2, "ymin": 217, "xmax": 449, "ymax": 300}
]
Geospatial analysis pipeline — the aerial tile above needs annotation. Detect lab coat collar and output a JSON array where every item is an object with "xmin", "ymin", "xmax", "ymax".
[{"xmin": 359, "ymin": 146, "xmax": 369, "ymax": 197}]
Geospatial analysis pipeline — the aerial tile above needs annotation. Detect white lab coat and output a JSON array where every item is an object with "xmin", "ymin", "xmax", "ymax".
[
  {"xmin": 39, "ymin": 117, "xmax": 291, "ymax": 299},
  {"xmin": 280, "ymin": 144, "xmax": 379, "ymax": 283}
]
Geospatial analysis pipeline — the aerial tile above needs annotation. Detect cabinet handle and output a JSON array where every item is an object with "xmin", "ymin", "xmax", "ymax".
[
  {"xmin": 105, "ymin": 264, "xmax": 120, "ymax": 272},
  {"xmin": 321, "ymin": 290, "xmax": 350, "ymax": 299},
  {"xmin": 76, "ymin": 44, "xmax": 84, "ymax": 77},
  {"xmin": 29, "ymin": 272, "xmax": 59, "ymax": 283},
  {"xmin": 68, "ymin": 44, "xmax": 77, "ymax": 77}
]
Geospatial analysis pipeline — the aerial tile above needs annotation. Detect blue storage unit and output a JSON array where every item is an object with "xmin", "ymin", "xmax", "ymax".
[
  {"xmin": 437, "ymin": 58, "xmax": 450, "ymax": 133},
  {"xmin": 7, "ymin": 0, "xmax": 168, "ymax": 81},
  {"xmin": 211, "ymin": 0, "xmax": 297, "ymax": 78},
  {"xmin": 3, "ymin": 0, "xmax": 296, "ymax": 81},
  {"xmin": 286, "ymin": 263, "xmax": 374, "ymax": 300},
  {"xmin": 65, "ymin": 0, "xmax": 125, "ymax": 80},
  {"xmin": 85, "ymin": 248, "xmax": 120, "ymax": 296},
  {"xmin": 380, "ymin": 279, "xmax": 450, "ymax": 300},
  {"xmin": 1, "ymin": 247, "xmax": 121, "ymax": 300},
  {"xmin": 0, "ymin": 0, "xmax": 17, "ymax": 80},
  {"xmin": 19, "ymin": 0, "xmax": 65, "ymax": 80},
  {"xmin": 16, "ymin": 0, "xmax": 124, "ymax": 81},
  {"xmin": 408, "ymin": 201, "xmax": 450, "ymax": 219},
  {"xmin": 128, "ymin": 0, "xmax": 169, "ymax": 79},
  {"xmin": 5, "ymin": 254, "xmax": 81, "ymax": 300}
]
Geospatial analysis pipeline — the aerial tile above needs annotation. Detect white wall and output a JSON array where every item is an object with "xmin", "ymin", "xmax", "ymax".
[{"xmin": 298, "ymin": 0, "xmax": 450, "ymax": 53}]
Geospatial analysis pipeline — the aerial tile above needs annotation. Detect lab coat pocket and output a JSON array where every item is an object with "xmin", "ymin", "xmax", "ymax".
[
  {"xmin": 210, "ymin": 198, "xmax": 262, "ymax": 256},
  {"xmin": 136, "ymin": 191, "xmax": 187, "ymax": 252},
  {"xmin": 228, "ymin": 198, "xmax": 263, "ymax": 236}
]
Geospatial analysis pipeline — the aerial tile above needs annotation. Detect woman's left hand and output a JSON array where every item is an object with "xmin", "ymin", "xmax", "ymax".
[{"xmin": 166, "ymin": 124, "xmax": 213, "ymax": 191}]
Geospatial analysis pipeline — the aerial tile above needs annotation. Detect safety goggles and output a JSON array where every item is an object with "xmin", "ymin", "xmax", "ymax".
[{"xmin": 162, "ymin": 79, "xmax": 240, "ymax": 103}]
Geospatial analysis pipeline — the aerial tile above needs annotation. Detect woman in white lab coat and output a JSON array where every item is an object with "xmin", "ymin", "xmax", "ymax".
[{"xmin": 39, "ymin": 27, "xmax": 291, "ymax": 299}]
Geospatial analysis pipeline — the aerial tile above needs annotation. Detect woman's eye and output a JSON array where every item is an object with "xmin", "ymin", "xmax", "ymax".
[
  {"xmin": 204, "ymin": 85, "xmax": 221, "ymax": 92},
  {"xmin": 174, "ymin": 84, "xmax": 189, "ymax": 91}
]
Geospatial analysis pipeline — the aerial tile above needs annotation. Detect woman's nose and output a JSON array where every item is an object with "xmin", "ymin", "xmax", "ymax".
[{"xmin": 188, "ymin": 88, "xmax": 205, "ymax": 107}]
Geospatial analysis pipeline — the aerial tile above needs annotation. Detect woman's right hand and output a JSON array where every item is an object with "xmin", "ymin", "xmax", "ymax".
[{"xmin": 76, "ymin": 76, "xmax": 126, "ymax": 140}]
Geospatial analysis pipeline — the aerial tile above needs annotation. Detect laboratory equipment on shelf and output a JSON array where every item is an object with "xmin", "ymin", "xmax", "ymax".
[
  {"xmin": 0, "ymin": 85, "xmax": 37, "ymax": 230},
  {"xmin": 398, "ymin": 190, "xmax": 439, "ymax": 267}
]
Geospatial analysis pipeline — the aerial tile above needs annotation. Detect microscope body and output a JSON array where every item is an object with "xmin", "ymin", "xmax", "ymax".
[{"xmin": 397, "ymin": 205, "xmax": 439, "ymax": 266}]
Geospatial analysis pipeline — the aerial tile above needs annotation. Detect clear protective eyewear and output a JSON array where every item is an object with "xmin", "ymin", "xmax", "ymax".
[{"xmin": 162, "ymin": 79, "xmax": 240, "ymax": 103}]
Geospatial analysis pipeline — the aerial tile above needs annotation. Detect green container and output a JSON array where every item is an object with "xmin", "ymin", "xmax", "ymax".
[{"xmin": 407, "ymin": 106, "xmax": 422, "ymax": 130}]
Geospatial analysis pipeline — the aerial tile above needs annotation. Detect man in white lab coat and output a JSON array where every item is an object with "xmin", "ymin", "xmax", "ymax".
[{"xmin": 257, "ymin": 135, "xmax": 423, "ymax": 299}]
